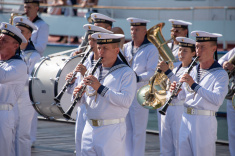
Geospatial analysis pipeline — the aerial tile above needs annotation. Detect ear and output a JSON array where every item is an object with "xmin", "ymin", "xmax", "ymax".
[
  {"xmin": 13, "ymin": 42, "xmax": 20, "ymax": 51},
  {"xmin": 115, "ymin": 47, "xmax": 120, "ymax": 55}
]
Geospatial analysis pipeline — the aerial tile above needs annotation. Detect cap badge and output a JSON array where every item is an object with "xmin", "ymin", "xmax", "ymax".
[
  {"xmin": 94, "ymin": 15, "xmax": 97, "ymax": 18},
  {"xmin": 196, "ymin": 33, "xmax": 199, "ymax": 36},
  {"xmin": 88, "ymin": 26, "xmax": 91, "ymax": 30},
  {"xmin": 98, "ymin": 34, "xmax": 101, "ymax": 38},
  {"xmin": 172, "ymin": 21, "xmax": 174, "ymax": 24},
  {"xmin": 131, "ymin": 19, "xmax": 133, "ymax": 22},
  {"xmin": 20, "ymin": 18, "xmax": 23, "ymax": 22},
  {"xmin": 4, "ymin": 24, "xmax": 7, "ymax": 28},
  {"xmin": 182, "ymin": 39, "xmax": 184, "ymax": 42}
]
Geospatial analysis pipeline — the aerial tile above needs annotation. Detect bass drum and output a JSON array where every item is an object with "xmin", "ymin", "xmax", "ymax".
[{"xmin": 29, "ymin": 55, "xmax": 82, "ymax": 120}]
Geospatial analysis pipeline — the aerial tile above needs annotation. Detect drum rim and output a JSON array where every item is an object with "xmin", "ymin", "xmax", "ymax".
[{"xmin": 29, "ymin": 57, "xmax": 52, "ymax": 119}]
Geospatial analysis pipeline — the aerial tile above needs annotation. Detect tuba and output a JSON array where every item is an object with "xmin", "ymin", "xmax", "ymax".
[
  {"xmin": 137, "ymin": 23, "xmax": 176, "ymax": 110},
  {"xmin": 9, "ymin": 13, "xmax": 26, "ymax": 25},
  {"xmin": 225, "ymin": 54, "xmax": 235, "ymax": 100}
]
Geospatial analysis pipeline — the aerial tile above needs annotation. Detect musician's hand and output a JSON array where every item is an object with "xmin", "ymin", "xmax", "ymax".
[
  {"xmin": 65, "ymin": 72, "xmax": 76, "ymax": 84},
  {"xmin": 75, "ymin": 64, "xmax": 87, "ymax": 76},
  {"xmin": 83, "ymin": 75, "xmax": 101, "ymax": 91},
  {"xmin": 169, "ymin": 81, "xmax": 181, "ymax": 96},
  {"xmin": 223, "ymin": 61, "xmax": 234, "ymax": 71},
  {"xmin": 158, "ymin": 61, "xmax": 169, "ymax": 72},
  {"xmin": 72, "ymin": 49, "xmax": 83, "ymax": 56},
  {"xmin": 73, "ymin": 85, "xmax": 85, "ymax": 97},
  {"xmin": 180, "ymin": 73, "xmax": 194, "ymax": 87}
]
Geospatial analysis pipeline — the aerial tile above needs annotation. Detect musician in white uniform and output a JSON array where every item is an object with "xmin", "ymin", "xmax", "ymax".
[
  {"xmin": 218, "ymin": 47, "xmax": 235, "ymax": 156},
  {"xmin": 168, "ymin": 19, "xmax": 192, "ymax": 67},
  {"xmin": 158, "ymin": 37, "xmax": 196, "ymax": 156},
  {"xmin": 66, "ymin": 24, "xmax": 113, "ymax": 156},
  {"xmin": 0, "ymin": 22, "xmax": 27, "ymax": 156},
  {"xmin": 24, "ymin": 0, "xmax": 49, "ymax": 57},
  {"xmin": 13, "ymin": 16, "xmax": 41, "ymax": 156},
  {"xmin": 72, "ymin": 13, "xmax": 116, "ymax": 56},
  {"xmin": 73, "ymin": 32, "xmax": 137, "ymax": 156},
  {"xmin": 24, "ymin": 0, "xmax": 49, "ymax": 146},
  {"xmin": 122, "ymin": 17, "xmax": 159, "ymax": 156},
  {"xmin": 171, "ymin": 31, "xmax": 229, "ymax": 156}
]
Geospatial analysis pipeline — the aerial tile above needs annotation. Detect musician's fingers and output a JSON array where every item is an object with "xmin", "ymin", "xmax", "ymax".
[{"xmin": 65, "ymin": 72, "xmax": 72, "ymax": 80}]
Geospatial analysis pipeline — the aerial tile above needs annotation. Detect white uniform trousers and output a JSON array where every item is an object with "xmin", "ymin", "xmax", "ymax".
[
  {"xmin": 125, "ymin": 97, "xmax": 149, "ymax": 156},
  {"xmin": 30, "ymin": 110, "xmax": 38, "ymax": 145},
  {"xmin": 160, "ymin": 106, "xmax": 184, "ymax": 156},
  {"xmin": 16, "ymin": 104, "xmax": 35, "ymax": 156},
  {"xmin": 75, "ymin": 104, "xmax": 87, "ymax": 156},
  {"xmin": 0, "ymin": 105, "xmax": 18, "ymax": 156},
  {"xmin": 81, "ymin": 120, "xmax": 126, "ymax": 156},
  {"xmin": 179, "ymin": 113, "xmax": 217, "ymax": 156},
  {"xmin": 227, "ymin": 100, "xmax": 235, "ymax": 156}
]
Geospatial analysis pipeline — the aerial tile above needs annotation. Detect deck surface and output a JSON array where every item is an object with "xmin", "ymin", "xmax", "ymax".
[{"xmin": 31, "ymin": 119, "xmax": 230, "ymax": 156}]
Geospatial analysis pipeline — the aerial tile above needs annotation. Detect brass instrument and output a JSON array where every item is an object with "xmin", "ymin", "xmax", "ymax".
[
  {"xmin": 137, "ymin": 23, "xmax": 176, "ymax": 110},
  {"xmin": 225, "ymin": 54, "xmax": 235, "ymax": 100},
  {"xmin": 9, "ymin": 13, "xmax": 26, "ymax": 25},
  {"xmin": 232, "ymin": 94, "xmax": 235, "ymax": 110}
]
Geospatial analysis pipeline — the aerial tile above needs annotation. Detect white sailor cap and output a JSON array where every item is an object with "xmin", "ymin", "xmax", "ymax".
[
  {"xmin": 13, "ymin": 16, "xmax": 37, "ymax": 32},
  {"xmin": 176, "ymin": 37, "xmax": 195, "ymax": 48},
  {"xmin": 0, "ymin": 22, "xmax": 27, "ymax": 44},
  {"xmin": 126, "ymin": 17, "xmax": 150, "ymax": 26},
  {"xmin": 169, "ymin": 19, "xmax": 192, "ymax": 29},
  {"xmin": 83, "ymin": 24, "xmax": 113, "ymax": 35},
  {"xmin": 91, "ymin": 32, "xmax": 124, "ymax": 44},
  {"xmin": 24, "ymin": 0, "xmax": 40, "ymax": 4},
  {"xmin": 91, "ymin": 13, "xmax": 116, "ymax": 26},
  {"xmin": 191, "ymin": 30, "xmax": 222, "ymax": 42}
]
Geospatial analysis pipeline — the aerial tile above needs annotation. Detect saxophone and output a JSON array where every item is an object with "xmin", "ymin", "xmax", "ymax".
[{"xmin": 137, "ymin": 23, "xmax": 176, "ymax": 110}]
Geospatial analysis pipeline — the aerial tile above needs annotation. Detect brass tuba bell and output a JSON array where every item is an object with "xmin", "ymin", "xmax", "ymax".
[{"xmin": 137, "ymin": 23, "xmax": 176, "ymax": 110}]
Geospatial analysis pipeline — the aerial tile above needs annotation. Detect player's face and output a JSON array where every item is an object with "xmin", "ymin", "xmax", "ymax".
[{"xmin": 97, "ymin": 43, "xmax": 119, "ymax": 67}]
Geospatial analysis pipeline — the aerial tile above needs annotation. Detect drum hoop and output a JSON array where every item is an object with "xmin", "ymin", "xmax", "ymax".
[
  {"xmin": 29, "ymin": 57, "xmax": 55, "ymax": 119},
  {"xmin": 29, "ymin": 57, "xmax": 49, "ymax": 104}
]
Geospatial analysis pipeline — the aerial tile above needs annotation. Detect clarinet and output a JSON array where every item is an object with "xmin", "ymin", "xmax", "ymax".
[
  {"xmin": 159, "ymin": 56, "xmax": 199, "ymax": 115},
  {"xmin": 63, "ymin": 57, "xmax": 103, "ymax": 120},
  {"xmin": 54, "ymin": 47, "xmax": 93, "ymax": 103}
]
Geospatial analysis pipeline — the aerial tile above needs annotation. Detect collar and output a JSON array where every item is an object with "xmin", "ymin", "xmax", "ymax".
[
  {"xmin": 32, "ymin": 16, "xmax": 42, "ymax": 23},
  {"xmin": 24, "ymin": 40, "xmax": 36, "ymax": 51},
  {"xmin": 112, "ymin": 57, "xmax": 125, "ymax": 67},
  {"xmin": 196, "ymin": 60, "xmax": 222, "ymax": 71}
]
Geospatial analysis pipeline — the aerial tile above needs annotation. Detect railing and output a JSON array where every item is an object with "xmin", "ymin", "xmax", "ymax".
[{"xmin": 0, "ymin": 2, "xmax": 235, "ymax": 49}]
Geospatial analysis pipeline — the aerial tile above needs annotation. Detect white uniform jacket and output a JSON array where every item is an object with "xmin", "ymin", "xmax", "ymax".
[
  {"xmin": 78, "ymin": 58, "xmax": 137, "ymax": 120},
  {"xmin": 123, "ymin": 37, "xmax": 159, "ymax": 89},
  {"xmin": 0, "ymin": 56, "xmax": 28, "ymax": 106},
  {"xmin": 19, "ymin": 42, "xmax": 41, "ymax": 106},
  {"xmin": 31, "ymin": 16, "xmax": 49, "ymax": 57},
  {"xmin": 218, "ymin": 48, "xmax": 235, "ymax": 156},
  {"xmin": 218, "ymin": 48, "xmax": 235, "ymax": 66},
  {"xmin": 179, "ymin": 61, "xmax": 229, "ymax": 111},
  {"xmin": 0, "ymin": 55, "xmax": 27, "ymax": 156}
]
